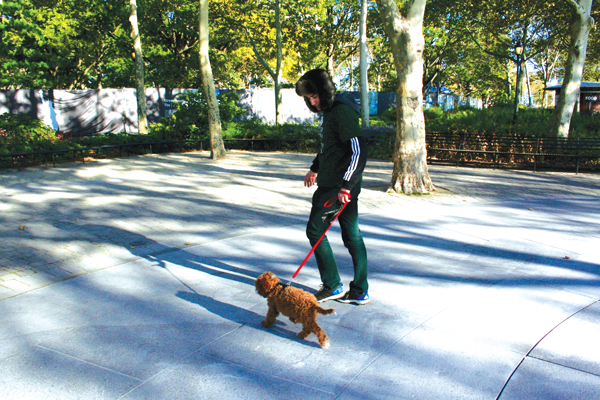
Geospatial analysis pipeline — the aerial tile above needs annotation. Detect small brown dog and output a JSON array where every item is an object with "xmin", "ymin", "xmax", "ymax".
[{"xmin": 255, "ymin": 271, "xmax": 335, "ymax": 348}]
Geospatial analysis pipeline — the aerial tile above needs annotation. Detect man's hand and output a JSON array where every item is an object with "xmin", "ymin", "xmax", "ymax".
[
  {"xmin": 304, "ymin": 170, "xmax": 317, "ymax": 187},
  {"xmin": 338, "ymin": 188, "xmax": 351, "ymax": 203}
]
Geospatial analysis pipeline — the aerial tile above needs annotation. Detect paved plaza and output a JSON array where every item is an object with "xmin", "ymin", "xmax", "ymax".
[{"xmin": 1, "ymin": 151, "xmax": 599, "ymax": 399}]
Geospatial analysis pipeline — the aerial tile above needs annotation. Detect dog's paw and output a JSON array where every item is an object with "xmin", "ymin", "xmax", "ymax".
[
  {"xmin": 261, "ymin": 320, "xmax": 273, "ymax": 328},
  {"xmin": 321, "ymin": 339, "xmax": 330, "ymax": 349},
  {"xmin": 297, "ymin": 331, "xmax": 309, "ymax": 340}
]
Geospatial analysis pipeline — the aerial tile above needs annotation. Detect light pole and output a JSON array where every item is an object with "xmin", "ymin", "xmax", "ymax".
[{"xmin": 512, "ymin": 44, "xmax": 524, "ymax": 123}]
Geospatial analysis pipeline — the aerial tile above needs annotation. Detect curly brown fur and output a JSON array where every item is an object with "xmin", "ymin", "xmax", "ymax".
[
  {"xmin": 295, "ymin": 68, "xmax": 337, "ymax": 113},
  {"xmin": 255, "ymin": 271, "xmax": 335, "ymax": 348}
]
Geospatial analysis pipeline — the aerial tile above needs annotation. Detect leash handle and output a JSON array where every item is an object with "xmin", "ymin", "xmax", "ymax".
[{"xmin": 292, "ymin": 201, "xmax": 348, "ymax": 279}]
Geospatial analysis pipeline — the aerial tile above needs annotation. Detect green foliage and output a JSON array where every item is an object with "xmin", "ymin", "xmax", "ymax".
[
  {"xmin": 149, "ymin": 91, "xmax": 244, "ymax": 141},
  {"xmin": 218, "ymin": 118, "xmax": 322, "ymax": 152},
  {"xmin": 362, "ymin": 125, "xmax": 395, "ymax": 160},
  {"xmin": 140, "ymin": 0, "xmax": 202, "ymax": 88},
  {"xmin": 423, "ymin": 106, "xmax": 445, "ymax": 120},
  {"xmin": 377, "ymin": 107, "xmax": 397, "ymax": 126},
  {"xmin": 224, "ymin": 118, "xmax": 271, "ymax": 140},
  {"xmin": 0, "ymin": 0, "xmax": 130, "ymax": 89},
  {"xmin": 569, "ymin": 112, "xmax": 600, "ymax": 139},
  {"xmin": 218, "ymin": 92, "xmax": 246, "ymax": 123},
  {"xmin": 0, "ymin": 113, "xmax": 59, "ymax": 154}
]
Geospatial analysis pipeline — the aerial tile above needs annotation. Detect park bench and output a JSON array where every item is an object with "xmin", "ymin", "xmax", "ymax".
[{"xmin": 426, "ymin": 132, "xmax": 600, "ymax": 173}]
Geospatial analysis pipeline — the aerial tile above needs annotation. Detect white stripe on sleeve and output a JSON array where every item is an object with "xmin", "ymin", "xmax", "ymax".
[{"xmin": 344, "ymin": 137, "xmax": 360, "ymax": 182}]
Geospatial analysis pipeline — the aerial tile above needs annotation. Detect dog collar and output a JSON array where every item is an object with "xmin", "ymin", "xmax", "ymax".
[{"xmin": 266, "ymin": 282, "xmax": 289, "ymax": 296}]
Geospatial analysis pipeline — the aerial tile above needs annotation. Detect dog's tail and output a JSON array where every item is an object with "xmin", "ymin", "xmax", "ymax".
[{"xmin": 316, "ymin": 305, "xmax": 336, "ymax": 315}]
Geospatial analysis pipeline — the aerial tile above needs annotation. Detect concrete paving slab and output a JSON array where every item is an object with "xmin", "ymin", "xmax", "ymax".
[
  {"xmin": 499, "ymin": 356, "xmax": 600, "ymax": 400},
  {"xmin": 0, "ymin": 295, "xmax": 96, "ymax": 340},
  {"xmin": 0, "ymin": 335, "xmax": 31, "ymax": 361},
  {"xmin": 337, "ymin": 324, "xmax": 523, "ymax": 400},
  {"xmin": 0, "ymin": 345, "xmax": 141, "ymax": 400},
  {"xmin": 419, "ymin": 282, "xmax": 596, "ymax": 354},
  {"xmin": 119, "ymin": 352, "xmax": 335, "ymax": 400},
  {"xmin": 197, "ymin": 323, "xmax": 395, "ymax": 394},
  {"xmin": 529, "ymin": 301, "xmax": 600, "ymax": 376},
  {"xmin": 33, "ymin": 322, "xmax": 239, "ymax": 381}
]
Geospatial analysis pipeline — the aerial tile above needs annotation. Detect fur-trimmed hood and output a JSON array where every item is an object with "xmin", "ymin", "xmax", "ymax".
[
  {"xmin": 295, "ymin": 69, "xmax": 337, "ymax": 112},
  {"xmin": 296, "ymin": 69, "xmax": 361, "ymax": 115}
]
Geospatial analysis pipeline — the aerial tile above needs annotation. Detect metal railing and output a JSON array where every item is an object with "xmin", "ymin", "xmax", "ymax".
[
  {"xmin": 0, "ymin": 138, "xmax": 318, "ymax": 169},
  {"xmin": 426, "ymin": 133, "xmax": 600, "ymax": 173}
]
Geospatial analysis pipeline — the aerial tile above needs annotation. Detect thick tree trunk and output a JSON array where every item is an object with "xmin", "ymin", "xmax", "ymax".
[
  {"xmin": 375, "ymin": 0, "xmax": 433, "ymax": 194},
  {"xmin": 129, "ymin": 0, "xmax": 148, "ymax": 134},
  {"xmin": 551, "ymin": 0, "xmax": 594, "ymax": 138},
  {"xmin": 199, "ymin": 0, "xmax": 226, "ymax": 159}
]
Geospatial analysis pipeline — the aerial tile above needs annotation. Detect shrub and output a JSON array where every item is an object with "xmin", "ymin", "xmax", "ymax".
[
  {"xmin": 424, "ymin": 106, "xmax": 444, "ymax": 120},
  {"xmin": 0, "ymin": 113, "xmax": 59, "ymax": 155},
  {"xmin": 363, "ymin": 125, "xmax": 395, "ymax": 160},
  {"xmin": 379, "ymin": 107, "xmax": 396, "ymax": 125},
  {"xmin": 148, "ymin": 90, "xmax": 244, "ymax": 141}
]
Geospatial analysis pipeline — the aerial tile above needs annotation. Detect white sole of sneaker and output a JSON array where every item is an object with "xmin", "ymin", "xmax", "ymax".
[
  {"xmin": 316, "ymin": 292, "xmax": 345, "ymax": 303},
  {"xmin": 338, "ymin": 299, "xmax": 370, "ymax": 305}
]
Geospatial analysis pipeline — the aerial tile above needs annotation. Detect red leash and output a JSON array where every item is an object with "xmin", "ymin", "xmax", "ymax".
[{"xmin": 292, "ymin": 201, "xmax": 349, "ymax": 279}]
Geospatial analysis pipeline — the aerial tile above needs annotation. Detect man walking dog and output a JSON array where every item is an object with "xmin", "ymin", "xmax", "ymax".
[{"xmin": 296, "ymin": 68, "xmax": 370, "ymax": 305}]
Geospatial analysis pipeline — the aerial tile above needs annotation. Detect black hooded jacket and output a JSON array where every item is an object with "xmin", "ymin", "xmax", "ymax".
[
  {"xmin": 309, "ymin": 94, "xmax": 368, "ymax": 191},
  {"xmin": 296, "ymin": 69, "xmax": 367, "ymax": 191}
]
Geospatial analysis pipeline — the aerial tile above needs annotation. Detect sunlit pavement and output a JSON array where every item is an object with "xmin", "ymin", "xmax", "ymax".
[{"xmin": 1, "ymin": 151, "xmax": 599, "ymax": 399}]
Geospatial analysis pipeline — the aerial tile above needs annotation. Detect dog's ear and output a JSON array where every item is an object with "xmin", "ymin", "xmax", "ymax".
[
  {"xmin": 264, "ymin": 272, "xmax": 279, "ymax": 288},
  {"xmin": 255, "ymin": 272, "xmax": 269, "ymax": 297}
]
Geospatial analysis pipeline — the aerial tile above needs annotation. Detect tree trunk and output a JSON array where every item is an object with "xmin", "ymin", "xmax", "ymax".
[
  {"xmin": 274, "ymin": 0, "xmax": 283, "ymax": 125},
  {"xmin": 129, "ymin": 0, "xmax": 148, "ymax": 134},
  {"xmin": 359, "ymin": 0, "xmax": 369, "ymax": 127},
  {"xmin": 242, "ymin": 0, "xmax": 283, "ymax": 125},
  {"xmin": 327, "ymin": 50, "xmax": 335, "ymax": 77},
  {"xmin": 375, "ymin": 0, "xmax": 433, "ymax": 194},
  {"xmin": 551, "ymin": 0, "xmax": 594, "ymax": 138},
  {"xmin": 199, "ymin": 0, "xmax": 226, "ymax": 159},
  {"xmin": 525, "ymin": 64, "xmax": 533, "ymax": 107}
]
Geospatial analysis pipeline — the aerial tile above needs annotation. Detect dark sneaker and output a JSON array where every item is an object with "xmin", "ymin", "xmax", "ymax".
[
  {"xmin": 337, "ymin": 290, "xmax": 370, "ymax": 305},
  {"xmin": 314, "ymin": 283, "xmax": 345, "ymax": 303}
]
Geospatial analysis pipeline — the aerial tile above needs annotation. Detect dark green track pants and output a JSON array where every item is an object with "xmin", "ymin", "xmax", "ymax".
[{"xmin": 306, "ymin": 185, "xmax": 368, "ymax": 295}]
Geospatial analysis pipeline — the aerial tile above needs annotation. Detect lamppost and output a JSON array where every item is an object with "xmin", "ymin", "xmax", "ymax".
[{"xmin": 512, "ymin": 44, "xmax": 524, "ymax": 123}]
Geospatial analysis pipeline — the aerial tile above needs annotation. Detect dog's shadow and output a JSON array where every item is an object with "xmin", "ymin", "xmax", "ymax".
[{"xmin": 176, "ymin": 290, "xmax": 322, "ymax": 348}]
